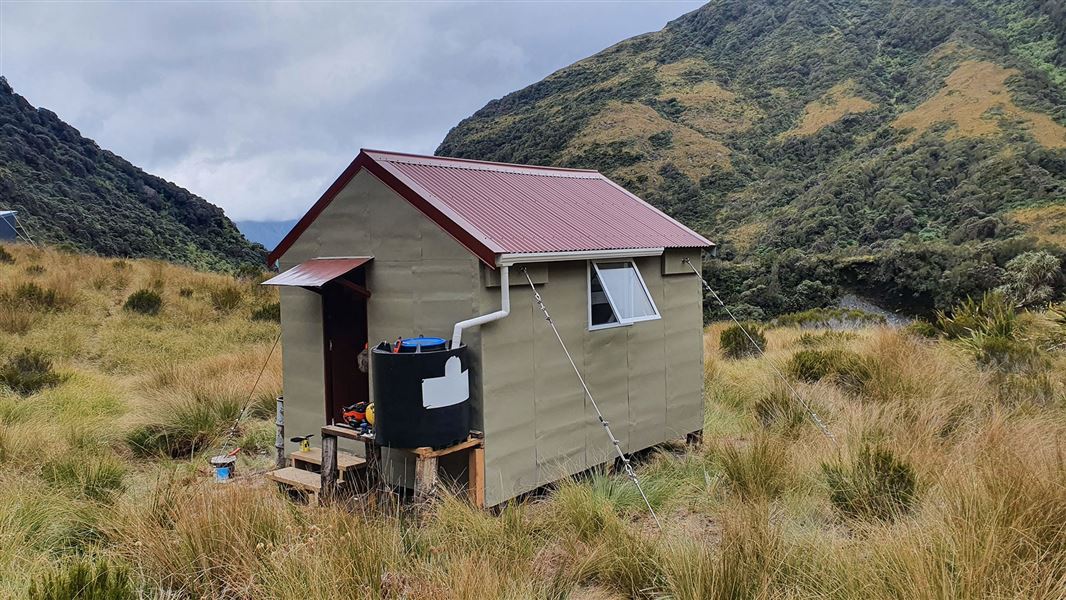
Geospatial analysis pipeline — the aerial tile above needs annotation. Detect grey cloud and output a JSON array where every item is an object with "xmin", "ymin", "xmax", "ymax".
[{"xmin": 1, "ymin": 1, "xmax": 703, "ymax": 221}]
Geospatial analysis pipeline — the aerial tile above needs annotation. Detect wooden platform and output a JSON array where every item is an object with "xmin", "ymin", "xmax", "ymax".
[
  {"xmin": 267, "ymin": 467, "xmax": 321, "ymax": 496},
  {"xmin": 290, "ymin": 448, "xmax": 366, "ymax": 471}
]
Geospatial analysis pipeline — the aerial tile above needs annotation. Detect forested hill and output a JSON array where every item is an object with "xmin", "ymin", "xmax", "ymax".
[
  {"xmin": 438, "ymin": 0, "xmax": 1066, "ymax": 318},
  {"xmin": 0, "ymin": 78, "xmax": 263, "ymax": 271}
]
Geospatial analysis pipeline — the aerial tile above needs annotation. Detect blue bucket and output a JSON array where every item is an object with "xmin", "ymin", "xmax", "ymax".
[
  {"xmin": 399, "ymin": 336, "xmax": 448, "ymax": 353},
  {"xmin": 210, "ymin": 455, "xmax": 236, "ymax": 482}
]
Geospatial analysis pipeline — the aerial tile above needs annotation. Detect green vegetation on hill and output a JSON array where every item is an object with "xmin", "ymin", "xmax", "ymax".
[
  {"xmin": 0, "ymin": 78, "xmax": 263, "ymax": 271},
  {"xmin": 438, "ymin": 0, "xmax": 1066, "ymax": 318}
]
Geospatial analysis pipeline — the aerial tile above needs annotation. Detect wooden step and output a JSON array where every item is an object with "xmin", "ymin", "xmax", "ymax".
[
  {"xmin": 267, "ymin": 467, "xmax": 321, "ymax": 493},
  {"xmin": 290, "ymin": 448, "xmax": 366, "ymax": 471}
]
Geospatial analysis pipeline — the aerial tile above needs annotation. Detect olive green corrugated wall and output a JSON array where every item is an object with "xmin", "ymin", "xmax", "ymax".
[{"xmin": 478, "ymin": 251, "xmax": 704, "ymax": 507}]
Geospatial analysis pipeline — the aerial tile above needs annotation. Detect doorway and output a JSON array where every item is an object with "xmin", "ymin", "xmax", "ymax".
[{"xmin": 321, "ymin": 269, "xmax": 369, "ymax": 425}]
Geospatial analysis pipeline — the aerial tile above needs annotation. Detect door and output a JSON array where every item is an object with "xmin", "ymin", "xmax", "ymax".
[{"xmin": 321, "ymin": 271, "xmax": 369, "ymax": 425}]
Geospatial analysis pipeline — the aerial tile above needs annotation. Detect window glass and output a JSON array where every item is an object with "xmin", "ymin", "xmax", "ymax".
[
  {"xmin": 589, "ymin": 268, "xmax": 618, "ymax": 326},
  {"xmin": 595, "ymin": 262, "xmax": 657, "ymax": 321}
]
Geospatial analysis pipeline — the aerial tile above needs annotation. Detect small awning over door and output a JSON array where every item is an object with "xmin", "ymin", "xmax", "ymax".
[{"xmin": 262, "ymin": 257, "xmax": 373, "ymax": 288}]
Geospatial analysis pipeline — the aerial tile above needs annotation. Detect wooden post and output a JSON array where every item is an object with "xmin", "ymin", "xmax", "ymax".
[
  {"xmin": 320, "ymin": 433, "xmax": 338, "ymax": 505},
  {"xmin": 414, "ymin": 456, "xmax": 439, "ymax": 503},
  {"xmin": 686, "ymin": 429, "xmax": 704, "ymax": 448},
  {"xmin": 468, "ymin": 447, "xmax": 485, "ymax": 508},
  {"xmin": 274, "ymin": 396, "xmax": 286, "ymax": 469}
]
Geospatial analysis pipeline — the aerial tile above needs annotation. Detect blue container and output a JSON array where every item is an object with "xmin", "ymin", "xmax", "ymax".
[
  {"xmin": 210, "ymin": 455, "xmax": 236, "ymax": 482},
  {"xmin": 215, "ymin": 466, "xmax": 232, "ymax": 482},
  {"xmin": 399, "ymin": 336, "xmax": 448, "ymax": 353}
]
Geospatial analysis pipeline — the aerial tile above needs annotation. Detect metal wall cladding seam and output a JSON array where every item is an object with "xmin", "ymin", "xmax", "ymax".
[
  {"xmin": 626, "ymin": 256, "xmax": 668, "ymax": 452},
  {"xmin": 583, "ymin": 320, "xmax": 631, "ymax": 462},
  {"xmin": 480, "ymin": 286, "xmax": 538, "ymax": 507},
  {"xmin": 663, "ymin": 273, "xmax": 705, "ymax": 438},
  {"xmin": 532, "ymin": 263, "xmax": 588, "ymax": 485}
]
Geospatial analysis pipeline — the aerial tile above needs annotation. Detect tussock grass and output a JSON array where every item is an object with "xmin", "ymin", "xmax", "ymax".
[{"xmin": 1, "ymin": 246, "xmax": 1066, "ymax": 598}]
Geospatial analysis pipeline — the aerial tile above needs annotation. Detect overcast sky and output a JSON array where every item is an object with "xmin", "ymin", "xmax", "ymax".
[{"xmin": 0, "ymin": 1, "xmax": 702, "ymax": 221}]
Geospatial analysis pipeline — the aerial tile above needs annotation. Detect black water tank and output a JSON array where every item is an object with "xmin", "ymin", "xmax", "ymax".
[{"xmin": 371, "ymin": 340, "xmax": 470, "ymax": 448}]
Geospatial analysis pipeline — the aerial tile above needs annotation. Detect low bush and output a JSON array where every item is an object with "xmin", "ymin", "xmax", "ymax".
[
  {"xmin": 28, "ymin": 558, "xmax": 134, "ymax": 600},
  {"xmin": 904, "ymin": 319, "xmax": 940, "ymax": 339},
  {"xmin": 719, "ymin": 434, "xmax": 790, "ymax": 500},
  {"xmin": 786, "ymin": 349, "xmax": 871, "ymax": 391},
  {"xmin": 41, "ymin": 454, "xmax": 127, "ymax": 502},
  {"xmin": 774, "ymin": 308, "xmax": 885, "ymax": 328},
  {"xmin": 250, "ymin": 302, "xmax": 281, "ymax": 323},
  {"xmin": 720, "ymin": 323, "xmax": 766, "ymax": 359},
  {"xmin": 210, "ymin": 285, "xmax": 243, "ymax": 312},
  {"xmin": 0, "ymin": 350, "xmax": 64, "ymax": 395},
  {"xmin": 122, "ymin": 289, "xmax": 163, "ymax": 316},
  {"xmin": 0, "ymin": 245, "xmax": 13, "ymax": 264},
  {"xmin": 3, "ymin": 282, "xmax": 65, "ymax": 311},
  {"xmin": 935, "ymin": 292, "xmax": 1016, "ymax": 340},
  {"xmin": 822, "ymin": 444, "xmax": 917, "ymax": 521}
]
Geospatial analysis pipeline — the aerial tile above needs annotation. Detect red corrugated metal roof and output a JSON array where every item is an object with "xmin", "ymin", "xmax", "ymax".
[
  {"xmin": 268, "ymin": 149, "xmax": 712, "ymax": 266},
  {"xmin": 262, "ymin": 257, "xmax": 372, "ymax": 287}
]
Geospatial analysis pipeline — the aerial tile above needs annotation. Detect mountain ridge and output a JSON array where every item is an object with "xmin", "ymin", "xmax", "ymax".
[
  {"xmin": 438, "ymin": 0, "xmax": 1066, "ymax": 317},
  {"xmin": 0, "ymin": 78, "xmax": 263, "ymax": 271}
]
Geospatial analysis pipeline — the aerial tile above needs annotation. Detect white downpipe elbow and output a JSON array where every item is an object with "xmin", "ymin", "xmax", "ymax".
[{"xmin": 451, "ymin": 265, "xmax": 510, "ymax": 349}]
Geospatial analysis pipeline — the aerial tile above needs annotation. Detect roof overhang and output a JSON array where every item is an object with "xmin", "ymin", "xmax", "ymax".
[
  {"xmin": 496, "ymin": 247, "xmax": 667, "ymax": 266},
  {"xmin": 262, "ymin": 257, "xmax": 372, "ymax": 289}
]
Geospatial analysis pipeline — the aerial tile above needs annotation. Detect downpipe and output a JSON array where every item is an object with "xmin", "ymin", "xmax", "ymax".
[{"xmin": 451, "ymin": 265, "xmax": 510, "ymax": 348}]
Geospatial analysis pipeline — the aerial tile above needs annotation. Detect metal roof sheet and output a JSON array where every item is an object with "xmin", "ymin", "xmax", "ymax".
[
  {"xmin": 262, "ymin": 257, "xmax": 372, "ymax": 287},
  {"xmin": 268, "ymin": 149, "xmax": 712, "ymax": 266},
  {"xmin": 0, "ymin": 211, "xmax": 15, "ymax": 217},
  {"xmin": 366, "ymin": 150, "xmax": 713, "ymax": 254}
]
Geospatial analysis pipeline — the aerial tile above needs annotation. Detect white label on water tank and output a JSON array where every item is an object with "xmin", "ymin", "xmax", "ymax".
[{"xmin": 421, "ymin": 356, "xmax": 469, "ymax": 409}]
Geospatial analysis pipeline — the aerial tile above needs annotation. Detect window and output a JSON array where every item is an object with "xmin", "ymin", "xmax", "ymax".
[{"xmin": 588, "ymin": 260, "xmax": 660, "ymax": 330}]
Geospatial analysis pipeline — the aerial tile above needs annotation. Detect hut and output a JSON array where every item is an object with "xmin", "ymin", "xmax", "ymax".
[
  {"xmin": 266, "ymin": 149, "xmax": 712, "ymax": 507},
  {"xmin": 0, "ymin": 211, "xmax": 18, "ymax": 242}
]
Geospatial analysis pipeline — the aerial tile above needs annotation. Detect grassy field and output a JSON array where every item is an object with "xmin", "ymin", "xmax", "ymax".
[{"xmin": 1, "ymin": 245, "xmax": 1065, "ymax": 599}]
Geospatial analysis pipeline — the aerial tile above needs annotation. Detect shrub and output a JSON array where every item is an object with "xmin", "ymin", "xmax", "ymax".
[
  {"xmin": 0, "ymin": 245, "xmax": 13, "ymax": 264},
  {"xmin": 28, "ymin": 558, "xmax": 134, "ymax": 600},
  {"xmin": 720, "ymin": 323, "xmax": 766, "ymax": 359},
  {"xmin": 935, "ymin": 292, "xmax": 1016, "ymax": 340},
  {"xmin": 41, "ymin": 454, "xmax": 127, "ymax": 502},
  {"xmin": 122, "ymin": 289, "xmax": 163, "ymax": 316},
  {"xmin": 904, "ymin": 319, "xmax": 940, "ymax": 339},
  {"xmin": 210, "ymin": 285, "xmax": 243, "ymax": 312},
  {"xmin": 250, "ymin": 302, "xmax": 280, "ymax": 323},
  {"xmin": 774, "ymin": 308, "xmax": 885, "ymax": 328},
  {"xmin": 822, "ymin": 444, "xmax": 917, "ymax": 521},
  {"xmin": 786, "ymin": 349, "xmax": 871, "ymax": 391},
  {"xmin": 719, "ymin": 434, "xmax": 790, "ymax": 499},
  {"xmin": 995, "ymin": 251, "xmax": 1060, "ymax": 307},
  {"xmin": 0, "ymin": 349, "xmax": 63, "ymax": 395},
  {"xmin": 5, "ymin": 282, "xmax": 64, "ymax": 311},
  {"xmin": 797, "ymin": 330, "xmax": 855, "ymax": 347}
]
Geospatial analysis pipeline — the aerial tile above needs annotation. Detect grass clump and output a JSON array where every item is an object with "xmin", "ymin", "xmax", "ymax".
[
  {"xmin": 935, "ymin": 292, "xmax": 1016, "ymax": 340},
  {"xmin": 122, "ymin": 288, "xmax": 163, "ymax": 316},
  {"xmin": 41, "ymin": 454, "xmax": 127, "ymax": 502},
  {"xmin": 719, "ymin": 323, "xmax": 766, "ymax": 359},
  {"xmin": 0, "ymin": 245, "xmax": 13, "ymax": 264},
  {"xmin": 718, "ymin": 434, "xmax": 790, "ymax": 500},
  {"xmin": 796, "ymin": 330, "xmax": 855, "ymax": 347},
  {"xmin": 28, "ymin": 558, "xmax": 134, "ymax": 600},
  {"xmin": 786, "ymin": 348, "xmax": 871, "ymax": 391},
  {"xmin": 774, "ymin": 307, "xmax": 885, "ymax": 328},
  {"xmin": 753, "ymin": 387, "xmax": 810, "ymax": 434},
  {"xmin": 126, "ymin": 395, "xmax": 242, "ymax": 458},
  {"xmin": 250, "ymin": 301, "xmax": 280, "ymax": 323},
  {"xmin": 178, "ymin": 287, "xmax": 193, "ymax": 298},
  {"xmin": 210, "ymin": 284, "xmax": 243, "ymax": 312},
  {"xmin": 822, "ymin": 444, "xmax": 917, "ymax": 522},
  {"xmin": 2, "ymin": 282, "xmax": 67, "ymax": 311},
  {"xmin": 0, "ymin": 350, "xmax": 64, "ymax": 395},
  {"xmin": 24, "ymin": 264, "xmax": 45, "ymax": 275}
]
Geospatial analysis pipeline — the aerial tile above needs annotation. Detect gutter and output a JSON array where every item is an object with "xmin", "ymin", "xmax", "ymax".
[{"xmin": 451, "ymin": 265, "xmax": 510, "ymax": 349}]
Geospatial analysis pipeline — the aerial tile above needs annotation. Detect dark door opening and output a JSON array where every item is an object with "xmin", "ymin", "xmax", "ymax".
[{"xmin": 321, "ymin": 270, "xmax": 369, "ymax": 425}]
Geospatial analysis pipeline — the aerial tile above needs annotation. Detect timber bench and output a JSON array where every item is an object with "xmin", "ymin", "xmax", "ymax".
[{"xmin": 320, "ymin": 424, "xmax": 485, "ymax": 507}]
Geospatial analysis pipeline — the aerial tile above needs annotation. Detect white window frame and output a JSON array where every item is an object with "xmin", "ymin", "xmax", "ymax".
[{"xmin": 587, "ymin": 259, "xmax": 661, "ymax": 331}]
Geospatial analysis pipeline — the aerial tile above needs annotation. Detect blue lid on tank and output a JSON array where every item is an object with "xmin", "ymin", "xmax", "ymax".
[{"xmin": 399, "ymin": 337, "xmax": 448, "ymax": 352}]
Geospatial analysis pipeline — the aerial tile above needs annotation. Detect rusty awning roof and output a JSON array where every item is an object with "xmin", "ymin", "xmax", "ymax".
[{"xmin": 262, "ymin": 257, "xmax": 372, "ymax": 288}]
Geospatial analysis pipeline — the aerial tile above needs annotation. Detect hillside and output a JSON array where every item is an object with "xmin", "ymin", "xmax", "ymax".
[
  {"xmin": 438, "ymin": 0, "xmax": 1066, "ymax": 317},
  {"xmin": 0, "ymin": 78, "xmax": 263, "ymax": 271},
  {"xmin": 2, "ymin": 245, "xmax": 1065, "ymax": 597}
]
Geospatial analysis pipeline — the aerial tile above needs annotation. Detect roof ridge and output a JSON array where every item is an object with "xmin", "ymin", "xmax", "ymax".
[{"xmin": 362, "ymin": 148, "xmax": 600, "ymax": 174}]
